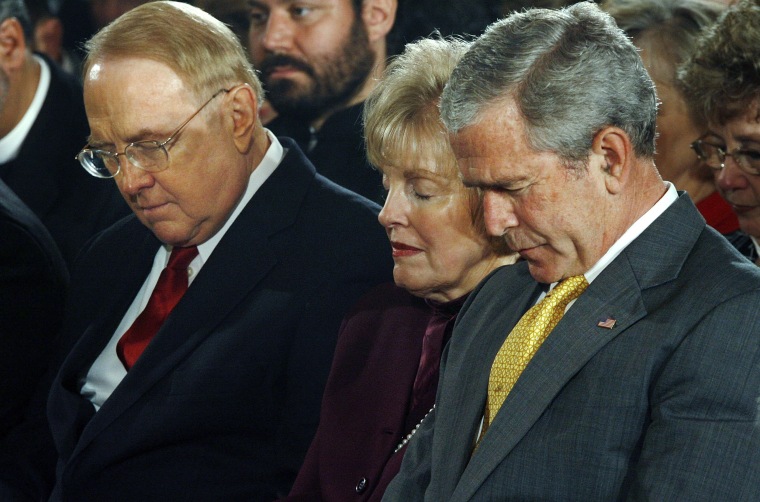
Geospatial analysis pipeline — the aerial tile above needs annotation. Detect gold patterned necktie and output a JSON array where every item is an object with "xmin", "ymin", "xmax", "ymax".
[{"xmin": 483, "ymin": 275, "xmax": 589, "ymax": 431}]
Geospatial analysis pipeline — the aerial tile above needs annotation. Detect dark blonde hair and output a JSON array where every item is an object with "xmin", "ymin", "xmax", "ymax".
[
  {"xmin": 364, "ymin": 36, "xmax": 511, "ymax": 255},
  {"xmin": 677, "ymin": 0, "xmax": 760, "ymax": 124},
  {"xmin": 83, "ymin": 1, "xmax": 263, "ymax": 105}
]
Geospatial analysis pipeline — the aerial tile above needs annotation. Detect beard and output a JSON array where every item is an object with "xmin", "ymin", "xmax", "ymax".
[{"xmin": 258, "ymin": 16, "xmax": 375, "ymax": 122}]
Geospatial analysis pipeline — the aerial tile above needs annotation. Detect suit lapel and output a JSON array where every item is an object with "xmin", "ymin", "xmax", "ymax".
[
  {"xmin": 57, "ymin": 227, "xmax": 159, "ymax": 383},
  {"xmin": 70, "ymin": 143, "xmax": 317, "ymax": 457},
  {"xmin": 429, "ymin": 266, "xmax": 538, "ymax": 498},
  {"xmin": 451, "ymin": 193, "xmax": 703, "ymax": 501},
  {"xmin": 454, "ymin": 257, "xmax": 646, "ymax": 500},
  {"xmin": 51, "ymin": 225, "xmax": 159, "ymax": 458}
]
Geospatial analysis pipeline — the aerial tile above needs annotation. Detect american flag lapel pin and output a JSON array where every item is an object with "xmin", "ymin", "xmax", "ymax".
[{"xmin": 597, "ymin": 317, "xmax": 616, "ymax": 329}]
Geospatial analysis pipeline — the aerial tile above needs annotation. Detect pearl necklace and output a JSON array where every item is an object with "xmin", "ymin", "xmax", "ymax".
[{"xmin": 393, "ymin": 404, "xmax": 436, "ymax": 453}]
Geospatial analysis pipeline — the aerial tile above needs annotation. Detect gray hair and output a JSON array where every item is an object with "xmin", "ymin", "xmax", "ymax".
[
  {"xmin": 440, "ymin": 1, "xmax": 657, "ymax": 162},
  {"xmin": 0, "ymin": 0, "xmax": 32, "ymax": 43},
  {"xmin": 603, "ymin": 0, "xmax": 724, "ymax": 85}
]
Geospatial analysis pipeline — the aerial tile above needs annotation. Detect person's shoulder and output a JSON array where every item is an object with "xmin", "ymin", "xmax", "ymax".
[
  {"xmin": 274, "ymin": 142, "xmax": 381, "ymax": 219},
  {"xmin": 317, "ymin": 102, "xmax": 364, "ymax": 136},
  {"xmin": 294, "ymin": 167, "xmax": 382, "ymax": 232},
  {"xmin": 665, "ymin": 225, "xmax": 760, "ymax": 317},
  {"xmin": 693, "ymin": 226, "xmax": 760, "ymax": 284},
  {"xmin": 74, "ymin": 213, "xmax": 146, "ymax": 262},
  {"xmin": 0, "ymin": 181, "xmax": 68, "ymax": 282},
  {"xmin": 458, "ymin": 261, "xmax": 531, "ymax": 317},
  {"xmin": 478, "ymin": 261, "xmax": 532, "ymax": 292}
]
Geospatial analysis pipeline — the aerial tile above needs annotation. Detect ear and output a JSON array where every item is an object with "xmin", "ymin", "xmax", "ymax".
[
  {"xmin": 361, "ymin": 0, "xmax": 397, "ymax": 43},
  {"xmin": 227, "ymin": 84, "xmax": 258, "ymax": 154},
  {"xmin": 591, "ymin": 126, "xmax": 631, "ymax": 195},
  {"xmin": 0, "ymin": 17, "xmax": 28, "ymax": 72}
]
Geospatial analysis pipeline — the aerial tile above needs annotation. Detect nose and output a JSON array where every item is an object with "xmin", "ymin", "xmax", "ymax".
[
  {"xmin": 483, "ymin": 190, "xmax": 518, "ymax": 236},
  {"xmin": 715, "ymin": 156, "xmax": 749, "ymax": 193},
  {"xmin": 378, "ymin": 188, "xmax": 408, "ymax": 229},
  {"xmin": 118, "ymin": 157, "xmax": 154, "ymax": 197},
  {"xmin": 260, "ymin": 11, "xmax": 296, "ymax": 53}
]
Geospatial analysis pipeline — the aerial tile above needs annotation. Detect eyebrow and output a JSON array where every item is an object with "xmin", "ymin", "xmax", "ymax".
[
  {"xmin": 86, "ymin": 127, "xmax": 167, "ymax": 148},
  {"xmin": 735, "ymin": 134, "xmax": 760, "ymax": 145},
  {"xmin": 248, "ymin": 0, "xmax": 293, "ymax": 8}
]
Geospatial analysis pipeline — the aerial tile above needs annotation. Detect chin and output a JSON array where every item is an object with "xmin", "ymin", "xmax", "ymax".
[
  {"xmin": 149, "ymin": 226, "xmax": 195, "ymax": 248},
  {"xmin": 393, "ymin": 276, "xmax": 426, "ymax": 299},
  {"xmin": 526, "ymin": 263, "xmax": 562, "ymax": 285}
]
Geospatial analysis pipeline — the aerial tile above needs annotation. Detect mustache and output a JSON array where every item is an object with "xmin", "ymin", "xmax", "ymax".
[{"xmin": 258, "ymin": 54, "xmax": 314, "ymax": 78}]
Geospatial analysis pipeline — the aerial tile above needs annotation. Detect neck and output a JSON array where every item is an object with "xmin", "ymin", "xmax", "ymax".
[
  {"xmin": 600, "ymin": 163, "xmax": 669, "ymax": 259},
  {"xmin": 0, "ymin": 54, "xmax": 41, "ymax": 138}
]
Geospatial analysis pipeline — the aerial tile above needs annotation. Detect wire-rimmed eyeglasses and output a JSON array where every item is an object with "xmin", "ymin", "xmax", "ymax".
[
  {"xmin": 76, "ymin": 88, "xmax": 229, "ymax": 179},
  {"xmin": 690, "ymin": 137, "xmax": 760, "ymax": 176}
]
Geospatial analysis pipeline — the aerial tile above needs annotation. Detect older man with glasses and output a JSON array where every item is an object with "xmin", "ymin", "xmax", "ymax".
[{"xmin": 0, "ymin": 2, "xmax": 391, "ymax": 500}]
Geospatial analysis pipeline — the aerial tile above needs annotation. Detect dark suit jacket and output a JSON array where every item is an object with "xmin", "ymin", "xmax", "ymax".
[
  {"xmin": 0, "ymin": 54, "xmax": 129, "ymax": 267},
  {"xmin": 267, "ymin": 103, "xmax": 384, "ymax": 204},
  {"xmin": 1, "ymin": 140, "xmax": 392, "ymax": 501},
  {"xmin": 284, "ymin": 284, "xmax": 435, "ymax": 502},
  {"xmin": 0, "ymin": 179, "xmax": 68, "ymax": 439},
  {"xmin": 384, "ymin": 193, "xmax": 760, "ymax": 501}
]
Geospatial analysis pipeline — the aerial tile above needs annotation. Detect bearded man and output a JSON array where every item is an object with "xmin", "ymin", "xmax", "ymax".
[{"xmin": 248, "ymin": 0, "xmax": 396, "ymax": 202}]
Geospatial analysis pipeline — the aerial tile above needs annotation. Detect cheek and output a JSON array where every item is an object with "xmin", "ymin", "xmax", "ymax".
[
  {"xmin": 748, "ymin": 179, "xmax": 760, "ymax": 200},
  {"xmin": 427, "ymin": 213, "xmax": 487, "ymax": 266}
]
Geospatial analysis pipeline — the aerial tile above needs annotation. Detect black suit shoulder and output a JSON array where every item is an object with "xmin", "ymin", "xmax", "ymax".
[
  {"xmin": 0, "ymin": 180, "xmax": 68, "ymax": 439},
  {"xmin": 267, "ymin": 105, "xmax": 384, "ymax": 203}
]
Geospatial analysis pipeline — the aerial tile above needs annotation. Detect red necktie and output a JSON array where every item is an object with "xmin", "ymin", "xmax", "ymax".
[{"xmin": 117, "ymin": 246, "xmax": 198, "ymax": 370}]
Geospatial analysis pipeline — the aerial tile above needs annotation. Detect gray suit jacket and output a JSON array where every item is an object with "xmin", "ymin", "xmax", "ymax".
[{"xmin": 384, "ymin": 193, "xmax": 760, "ymax": 501}]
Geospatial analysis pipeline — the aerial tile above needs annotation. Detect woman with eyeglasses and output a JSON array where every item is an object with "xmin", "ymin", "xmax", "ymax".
[
  {"xmin": 679, "ymin": 0, "xmax": 760, "ymax": 263},
  {"xmin": 602, "ymin": 0, "xmax": 741, "ymax": 241}
]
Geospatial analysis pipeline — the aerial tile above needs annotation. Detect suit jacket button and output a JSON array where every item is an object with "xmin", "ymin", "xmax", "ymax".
[{"xmin": 356, "ymin": 477, "xmax": 368, "ymax": 493}]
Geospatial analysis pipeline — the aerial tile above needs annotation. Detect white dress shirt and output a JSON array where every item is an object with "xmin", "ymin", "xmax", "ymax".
[{"xmin": 80, "ymin": 131, "xmax": 285, "ymax": 410}]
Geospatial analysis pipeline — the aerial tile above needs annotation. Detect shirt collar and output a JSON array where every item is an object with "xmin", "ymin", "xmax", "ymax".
[
  {"xmin": 545, "ymin": 181, "xmax": 678, "ymax": 293},
  {"xmin": 154, "ymin": 130, "xmax": 285, "ymax": 269},
  {"xmin": 0, "ymin": 54, "xmax": 50, "ymax": 164},
  {"xmin": 582, "ymin": 182, "xmax": 678, "ymax": 285}
]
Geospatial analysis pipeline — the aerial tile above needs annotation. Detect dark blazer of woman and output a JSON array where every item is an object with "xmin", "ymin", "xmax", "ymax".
[{"xmin": 285, "ymin": 283, "xmax": 463, "ymax": 501}]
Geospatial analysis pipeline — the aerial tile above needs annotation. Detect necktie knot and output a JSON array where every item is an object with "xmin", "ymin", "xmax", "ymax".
[
  {"xmin": 167, "ymin": 246, "xmax": 199, "ymax": 270},
  {"xmin": 545, "ymin": 275, "xmax": 588, "ymax": 306}
]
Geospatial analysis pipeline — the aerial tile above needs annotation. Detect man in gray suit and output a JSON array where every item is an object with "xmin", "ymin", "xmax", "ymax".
[{"xmin": 383, "ymin": 3, "xmax": 760, "ymax": 501}]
